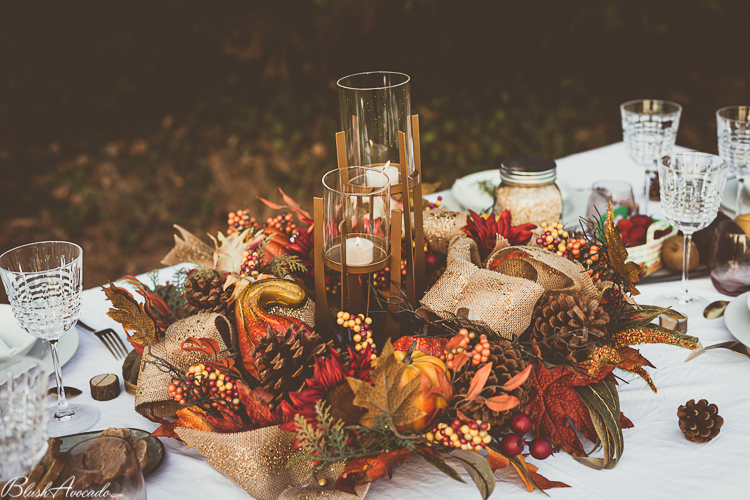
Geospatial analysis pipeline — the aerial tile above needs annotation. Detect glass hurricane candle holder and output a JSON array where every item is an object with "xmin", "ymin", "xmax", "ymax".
[
  {"xmin": 337, "ymin": 72, "xmax": 416, "ymax": 188},
  {"xmin": 321, "ymin": 167, "xmax": 391, "ymax": 271}
]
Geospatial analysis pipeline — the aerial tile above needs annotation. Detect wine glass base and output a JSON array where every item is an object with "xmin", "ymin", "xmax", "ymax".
[
  {"xmin": 48, "ymin": 404, "xmax": 100, "ymax": 438},
  {"xmin": 652, "ymin": 293, "xmax": 707, "ymax": 313}
]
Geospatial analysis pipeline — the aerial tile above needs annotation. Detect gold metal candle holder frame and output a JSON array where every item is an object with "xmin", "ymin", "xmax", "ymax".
[{"xmin": 334, "ymin": 114, "xmax": 426, "ymax": 305}]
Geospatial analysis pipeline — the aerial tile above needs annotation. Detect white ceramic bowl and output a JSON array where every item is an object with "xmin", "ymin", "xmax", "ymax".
[{"xmin": 0, "ymin": 304, "xmax": 37, "ymax": 362}]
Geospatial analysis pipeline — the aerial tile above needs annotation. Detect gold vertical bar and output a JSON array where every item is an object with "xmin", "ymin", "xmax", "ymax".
[
  {"xmin": 336, "ymin": 131, "xmax": 348, "ymax": 169},
  {"xmin": 341, "ymin": 211, "xmax": 349, "ymax": 311},
  {"xmin": 313, "ymin": 197, "xmax": 332, "ymax": 334},
  {"xmin": 398, "ymin": 131, "xmax": 416, "ymax": 306},
  {"xmin": 385, "ymin": 208, "xmax": 402, "ymax": 337},
  {"xmin": 411, "ymin": 115, "xmax": 426, "ymax": 299}
]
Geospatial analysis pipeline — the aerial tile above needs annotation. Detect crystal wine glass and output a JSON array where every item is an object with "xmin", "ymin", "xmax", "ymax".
[
  {"xmin": 657, "ymin": 153, "xmax": 728, "ymax": 307},
  {"xmin": 0, "ymin": 357, "xmax": 48, "ymax": 481},
  {"xmin": 0, "ymin": 242, "xmax": 99, "ymax": 437},
  {"xmin": 716, "ymin": 106, "xmax": 750, "ymax": 216},
  {"xmin": 621, "ymin": 99, "xmax": 682, "ymax": 215}
]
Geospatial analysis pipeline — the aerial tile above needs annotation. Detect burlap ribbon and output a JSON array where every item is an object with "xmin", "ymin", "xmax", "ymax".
[
  {"xmin": 176, "ymin": 425, "xmax": 369, "ymax": 500},
  {"xmin": 135, "ymin": 312, "xmax": 235, "ymax": 420},
  {"xmin": 419, "ymin": 228, "xmax": 601, "ymax": 338}
]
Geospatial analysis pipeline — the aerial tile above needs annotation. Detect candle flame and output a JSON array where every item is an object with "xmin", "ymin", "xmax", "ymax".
[
  {"xmin": 383, "ymin": 160, "xmax": 391, "ymax": 168},
  {"xmin": 354, "ymin": 236, "xmax": 361, "ymax": 246}
]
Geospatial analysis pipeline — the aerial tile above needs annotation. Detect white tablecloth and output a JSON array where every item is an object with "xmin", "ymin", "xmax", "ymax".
[{"xmin": 62, "ymin": 143, "xmax": 749, "ymax": 499}]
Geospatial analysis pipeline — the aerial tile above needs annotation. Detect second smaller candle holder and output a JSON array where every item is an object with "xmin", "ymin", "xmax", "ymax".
[{"xmin": 314, "ymin": 167, "xmax": 402, "ymax": 333}]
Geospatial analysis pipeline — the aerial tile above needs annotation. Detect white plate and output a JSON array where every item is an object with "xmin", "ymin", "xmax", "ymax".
[
  {"xmin": 724, "ymin": 291, "xmax": 750, "ymax": 348},
  {"xmin": 450, "ymin": 169, "xmax": 571, "ymax": 215},
  {"xmin": 0, "ymin": 304, "xmax": 38, "ymax": 361},
  {"xmin": 720, "ymin": 178, "xmax": 750, "ymax": 216},
  {"xmin": 24, "ymin": 328, "xmax": 80, "ymax": 377}
]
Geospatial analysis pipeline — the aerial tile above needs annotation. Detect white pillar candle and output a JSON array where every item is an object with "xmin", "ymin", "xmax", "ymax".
[
  {"xmin": 365, "ymin": 161, "xmax": 401, "ymax": 187},
  {"xmin": 345, "ymin": 237, "xmax": 375, "ymax": 266}
]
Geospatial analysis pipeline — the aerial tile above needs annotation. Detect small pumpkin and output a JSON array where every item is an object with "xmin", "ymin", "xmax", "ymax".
[{"xmin": 392, "ymin": 350, "xmax": 450, "ymax": 432}]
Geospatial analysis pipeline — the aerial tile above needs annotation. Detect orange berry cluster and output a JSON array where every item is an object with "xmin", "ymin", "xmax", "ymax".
[
  {"xmin": 441, "ymin": 328, "xmax": 491, "ymax": 369},
  {"xmin": 167, "ymin": 363, "xmax": 242, "ymax": 412},
  {"xmin": 337, "ymin": 312, "xmax": 376, "ymax": 358},
  {"xmin": 425, "ymin": 419, "xmax": 492, "ymax": 451},
  {"xmin": 264, "ymin": 212, "xmax": 296, "ymax": 235},
  {"xmin": 226, "ymin": 210, "xmax": 255, "ymax": 235}
]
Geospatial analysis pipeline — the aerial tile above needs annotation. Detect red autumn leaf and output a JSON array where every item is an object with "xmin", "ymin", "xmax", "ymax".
[
  {"xmin": 181, "ymin": 337, "xmax": 221, "ymax": 358},
  {"xmin": 500, "ymin": 364, "xmax": 533, "ymax": 392},
  {"xmin": 444, "ymin": 333, "xmax": 465, "ymax": 355},
  {"xmin": 523, "ymin": 363, "xmax": 612, "ymax": 456},
  {"xmin": 616, "ymin": 346, "xmax": 655, "ymax": 371},
  {"xmin": 427, "ymin": 370, "xmax": 454, "ymax": 403},
  {"xmin": 482, "ymin": 394, "xmax": 520, "ymax": 412},
  {"xmin": 336, "ymin": 449, "xmax": 414, "ymax": 494},
  {"xmin": 464, "ymin": 362, "xmax": 494, "ymax": 401},
  {"xmin": 258, "ymin": 197, "xmax": 285, "ymax": 210},
  {"xmin": 204, "ymin": 404, "xmax": 246, "ymax": 433},
  {"xmin": 620, "ymin": 412, "xmax": 634, "ymax": 429},
  {"xmin": 237, "ymin": 384, "xmax": 286, "ymax": 428}
]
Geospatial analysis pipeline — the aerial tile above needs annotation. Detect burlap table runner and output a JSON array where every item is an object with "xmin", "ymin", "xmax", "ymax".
[
  {"xmin": 136, "ymin": 312, "xmax": 235, "ymax": 420},
  {"xmin": 176, "ymin": 425, "xmax": 369, "ymax": 500}
]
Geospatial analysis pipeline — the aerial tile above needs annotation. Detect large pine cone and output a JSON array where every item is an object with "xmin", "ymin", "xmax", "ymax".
[
  {"xmin": 252, "ymin": 325, "xmax": 333, "ymax": 409},
  {"xmin": 678, "ymin": 399, "xmax": 723, "ymax": 443},
  {"xmin": 530, "ymin": 292, "xmax": 609, "ymax": 362},
  {"xmin": 454, "ymin": 340, "xmax": 530, "ymax": 432},
  {"xmin": 183, "ymin": 272, "xmax": 235, "ymax": 317}
]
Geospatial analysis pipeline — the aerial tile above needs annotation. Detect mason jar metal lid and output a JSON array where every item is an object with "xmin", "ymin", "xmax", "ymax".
[{"xmin": 499, "ymin": 156, "xmax": 557, "ymax": 185}]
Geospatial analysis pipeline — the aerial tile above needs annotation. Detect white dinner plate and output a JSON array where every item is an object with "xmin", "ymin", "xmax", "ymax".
[
  {"xmin": 724, "ymin": 291, "xmax": 750, "ymax": 348},
  {"xmin": 450, "ymin": 169, "xmax": 571, "ymax": 215},
  {"xmin": 0, "ymin": 304, "xmax": 38, "ymax": 361},
  {"xmin": 720, "ymin": 178, "xmax": 750, "ymax": 216},
  {"xmin": 24, "ymin": 328, "xmax": 80, "ymax": 377}
]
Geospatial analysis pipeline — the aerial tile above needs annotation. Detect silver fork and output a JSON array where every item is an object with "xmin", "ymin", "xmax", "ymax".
[{"xmin": 77, "ymin": 320, "xmax": 129, "ymax": 359}]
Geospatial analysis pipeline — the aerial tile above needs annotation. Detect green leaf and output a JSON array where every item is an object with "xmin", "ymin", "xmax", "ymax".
[
  {"xmin": 419, "ymin": 453, "xmax": 465, "ymax": 483},
  {"xmin": 574, "ymin": 378, "xmax": 623, "ymax": 470},
  {"xmin": 447, "ymin": 450, "xmax": 495, "ymax": 500}
]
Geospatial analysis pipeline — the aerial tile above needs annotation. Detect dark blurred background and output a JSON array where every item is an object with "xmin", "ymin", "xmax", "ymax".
[{"xmin": 1, "ymin": 0, "xmax": 748, "ymax": 294}]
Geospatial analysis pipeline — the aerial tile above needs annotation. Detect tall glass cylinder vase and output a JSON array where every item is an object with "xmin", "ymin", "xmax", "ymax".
[
  {"xmin": 322, "ymin": 167, "xmax": 391, "ymax": 271},
  {"xmin": 337, "ymin": 72, "xmax": 416, "ymax": 189}
]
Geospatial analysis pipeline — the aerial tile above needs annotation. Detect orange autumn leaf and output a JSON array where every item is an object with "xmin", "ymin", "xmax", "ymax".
[
  {"xmin": 616, "ymin": 346, "xmax": 655, "ymax": 371},
  {"xmin": 487, "ymin": 447, "xmax": 510, "ymax": 471},
  {"xmin": 335, "ymin": 448, "xmax": 414, "ymax": 494},
  {"xmin": 151, "ymin": 406, "xmax": 212, "ymax": 441},
  {"xmin": 514, "ymin": 455, "xmax": 570, "ymax": 492},
  {"xmin": 487, "ymin": 448, "xmax": 569, "ymax": 492}
]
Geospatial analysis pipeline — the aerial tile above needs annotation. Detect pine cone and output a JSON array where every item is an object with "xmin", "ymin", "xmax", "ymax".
[
  {"xmin": 677, "ymin": 399, "xmax": 723, "ymax": 443},
  {"xmin": 252, "ymin": 326, "xmax": 332, "ymax": 409},
  {"xmin": 183, "ymin": 272, "xmax": 235, "ymax": 317},
  {"xmin": 530, "ymin": 292, "xmax": 609, "ymax": 362},
  {"xmin": 454, "ymin": 340, "xmax": 530, "ymax": 431}
]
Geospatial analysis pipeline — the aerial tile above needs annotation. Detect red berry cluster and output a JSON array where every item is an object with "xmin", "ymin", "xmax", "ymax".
[
  {"xmin": 499, "ymin": 413, "xmax": 553, "ymax": 460},
  {"xmin": 617, "ymin": 214, "xmax": 672, "ymax": 248},
  {"xmin": 426, "ymin": 196, "xmax": 443, "ymax": 210},
  {"xmin": 240, "ymin": 249, "xmax": 260, "ymax": 278},
  {"xmin": 168, "ymin": 363, "xmax": 242, "ymax": 413},
  {"xmin": 441, "ymin": 329, "xmax": 490, "ymax": 369},
  {"xmin": 425, "ymin": 419, "xmax": 492, "ymax": 451}
]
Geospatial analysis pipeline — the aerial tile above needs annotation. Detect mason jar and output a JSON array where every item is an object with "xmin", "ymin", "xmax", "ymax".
[{"xmin": 493, "ymin": 156, "xmax": 563, "ymax": 226}]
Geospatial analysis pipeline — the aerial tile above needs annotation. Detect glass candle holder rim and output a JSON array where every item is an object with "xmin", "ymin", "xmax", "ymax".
[
  {"xmin": 0, "ymin": 241, "xmax": 83, "ymax": 274},
  {"xmin": 65, "ymin": 436, "xmax": 135, "ymax": 473},
  {"xmin": 620, "ymin": 99, "xmax": 683, "ymax": 116},
  {"xmin": 592, "ymin": 179, "xmax": 634, "ymax": 190},
  {"xmin": 716, "ymin": 105, "xmax": 750, "ymax": 123},
  {"xmin": 336, "ymin": 71, "xmax": 410, "ymax": 91},
  {"xmin": 659, "ymin": 152, "xmax": 728, "ymax": 173},
  {"xmin": 321, "ymin": 167, "xmax": 391, "ymax": 196}
]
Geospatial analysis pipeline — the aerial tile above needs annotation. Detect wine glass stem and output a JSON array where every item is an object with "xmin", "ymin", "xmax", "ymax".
[
  {"xmin": 736, "ymin": 177, "xmax": 745, "ymax": 216},
  {"xmin": 680, "ymin": 233, "xmax": 693, "ymax": 301},
  {"xmin": 49, "ymin": 339, "xmax": 73, "ymax": 419},
  {"xmin": 642, "ymin": 168, "xmax": 651, "ymax": 215}
]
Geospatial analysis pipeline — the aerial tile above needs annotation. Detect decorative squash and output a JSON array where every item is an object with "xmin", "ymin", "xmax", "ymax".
[{"xmin": 392, "ymin": 350, "xmax": 450, "ymax": 432}]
